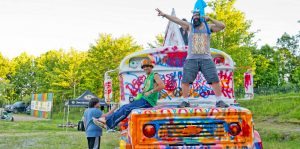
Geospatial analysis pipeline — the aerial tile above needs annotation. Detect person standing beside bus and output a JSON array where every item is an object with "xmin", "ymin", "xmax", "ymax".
[{"xmin": 84, "ymin": 98, "xmax": 117, "ymax": 149}]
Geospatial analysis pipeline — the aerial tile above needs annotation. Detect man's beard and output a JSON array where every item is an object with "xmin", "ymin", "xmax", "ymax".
[{"xmin": 193, "ymin": 18, "xmax": 201, "ymax": 27}]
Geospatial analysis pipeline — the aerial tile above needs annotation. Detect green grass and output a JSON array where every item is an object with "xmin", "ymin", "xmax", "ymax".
[
  {"xmin": 239, "ymin": 93, "xmax": 300, "ymax": 122},
  {"xmin": 0, "ymin": 130, "xmax": 120, "ymax": 149},
  {"xmin": 0, "ymin": 93, "xmax": 299, "ymax": 148},
  {"xmin": 239, "ymin": 93, "xmax": 300, "ymax": 148},
  {"xmin": 263, "ymin": 141, "xmax": 300, "ymax": 149},
  {"xmin": 257, "ymin": 128, "xmax": 300, "ymax": 149},
  {"xmin": 0, "ymin": 111, "xmax": 120, "ymax": 149},
  {"xmin": 0, "ymin": 110, "xmax": 84, "ymax": 133},
  {"xmin": 0, "ymin": 120, "xmax": 62, "ymax": 133}
]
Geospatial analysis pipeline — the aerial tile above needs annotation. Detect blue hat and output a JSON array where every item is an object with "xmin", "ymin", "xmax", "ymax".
[{"xmin": 193, "ymin": 0, "xmax": 207, "ymax": 16}]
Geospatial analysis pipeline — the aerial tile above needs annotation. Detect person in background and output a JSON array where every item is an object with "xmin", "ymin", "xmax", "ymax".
[
  {"xmin": 180, "ymin": 18, "xmax": 189, "ymax": 46},
  {"xmin": 84, "ymin": 98, "xmax": 117, "ymax": 149}
]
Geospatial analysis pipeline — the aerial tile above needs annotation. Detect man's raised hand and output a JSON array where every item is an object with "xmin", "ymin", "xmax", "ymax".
[
  {"xmin": 155, "ymin": 8, "xmax": 165, "ymax": 17},
  {"xmin": 203, "ymin": 16, "xmax": 211, "ymax": 22}
]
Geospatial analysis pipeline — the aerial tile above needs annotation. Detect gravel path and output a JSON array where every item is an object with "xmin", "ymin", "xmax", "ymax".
[
  {"xmin": 1, "ymin": 108, "xmax": 47, "ymax": 122},
  {"xmin": 13, "ymin": 114, "xmax": 47, "ymax": 121}
]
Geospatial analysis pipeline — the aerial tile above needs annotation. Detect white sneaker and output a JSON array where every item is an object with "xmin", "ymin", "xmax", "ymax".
[{"xmin": 92, "ymin": 117, "xmax": 107, "ymax": 129}]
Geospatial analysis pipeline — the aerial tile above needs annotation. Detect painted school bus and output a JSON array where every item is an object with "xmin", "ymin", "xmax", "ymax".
[{"xmin": 117, "ymin": 46, "xmax": 263, "ymax": 149}]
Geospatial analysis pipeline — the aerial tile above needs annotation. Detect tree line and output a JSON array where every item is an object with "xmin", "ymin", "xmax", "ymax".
[{"xmin": 0, "ymin": 0, "xmax": 299, "ymax": 105}]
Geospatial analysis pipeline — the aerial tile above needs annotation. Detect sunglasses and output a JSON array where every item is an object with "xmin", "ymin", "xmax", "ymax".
[
  {"xmin": 192, "ymin": 12, "xmax": 200, "ymax": 17},
  {"xmin": 142, "ymin": 65, "xmax": 153, "ymax": 69}
]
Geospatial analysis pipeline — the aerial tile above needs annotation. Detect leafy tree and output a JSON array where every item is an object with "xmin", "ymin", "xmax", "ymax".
[
  {"xmin": 252, "ymin": 40, "xmax": 299, "ymax": 87},
  {"xmin": 35, "ymin": 50, "xmax": 64, "ymax": 93},
  {"xmin": 0, "ymin": 53, "xmax": 15, "ymax": 104},
  {"xmin": 277, "ymin": 32, "xmax": 300, "ymax": 55},
  {"xmin": 10, "ymin": 52, "xmax": 36, "ymax": 100},
  {"xmin": 148, "ymin": 34, "xmax": 164, "ymax": 48},
  {"xmin": 273, "ymin": 32, "xmax": 299, "ymax": 85},
  {"xmin": 252, "ymin": 46, "xmax": 279, "ymax": 87},
  {"xmin": 207, "ymin": 0, "xmax": 256, "ymax": 88},
  {"xmin": 208, "ymin": 0, "xmax": 255, "ymax": 50},
  {"xmin": 0, "ymin": 53, "xmax": 11, "ymax": 80},
  {"xmin": 290, "ymin": 67, "xmax": 300, "ymax": 85},
  {"xmin": 273, "ymin": 32, "xmax": 300, "ymax": 86},
  {"xmin": 35, "ymin": 49, "xmax": 87, "ymax": 102},
  {"xmin": 256, "ymin": 44, "xmax": 276, "ymax": 59},
  {"xmin": 227, "ymin": 46, "xmax": 256, "ymax": 89},
  {"xmin": 277, "ymin": 49, "xmax": 298, "ymax": 85},
  {"xmin": 83, "ymin": 34, "xmax": 142, "ymax": 101},
  {"xmin": 52, "ymin": 49, "xmax": 87, "ymax": 99}
]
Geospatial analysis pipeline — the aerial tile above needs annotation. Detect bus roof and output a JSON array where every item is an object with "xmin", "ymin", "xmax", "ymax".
[{"xmin": 119, "ymin": 46, "xmax": 235, "ymax": 73}]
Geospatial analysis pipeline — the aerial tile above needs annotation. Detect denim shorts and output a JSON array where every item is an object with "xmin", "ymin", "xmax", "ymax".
[{"xmin": 182, "ymin": 59, "xmax": 219, "ymax": 84}]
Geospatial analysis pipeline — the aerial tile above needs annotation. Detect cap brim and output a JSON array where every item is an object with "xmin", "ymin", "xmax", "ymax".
[{"xmin": 141, "ymin": 65, "xmax": 154, "ymax": 69}]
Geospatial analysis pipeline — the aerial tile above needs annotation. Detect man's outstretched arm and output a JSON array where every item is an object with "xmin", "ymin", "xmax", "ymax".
[{"xmin": 156, "ymin": 8, "xmax": 190, "ymax": 31}]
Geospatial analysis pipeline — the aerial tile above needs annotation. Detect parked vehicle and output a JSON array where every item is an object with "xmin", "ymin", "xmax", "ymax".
[
  {"xmin": 4, "ymin": 101, "xmax": 27, "ymax": 114},
  {"xmin": 115, "ymin": 46, "xmax": 263, "ymax": 149},
  {"xmin": 26, "ymin": 105, "xmax": 31, "ymax": 115},
  {"xmin": 0, "ymin": 110, "xmax": 14, "ymax": 121}
]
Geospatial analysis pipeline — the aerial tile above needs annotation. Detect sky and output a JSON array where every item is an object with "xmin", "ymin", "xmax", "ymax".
[{"xmin": 0, "ymin": 0, "xmax": 299, "ymax": 59}]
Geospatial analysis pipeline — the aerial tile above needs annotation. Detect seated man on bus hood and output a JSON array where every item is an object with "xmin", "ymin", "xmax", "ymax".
[{"xmin": 93, "ymin": 59, "xmax": 165, "ymax": 129}]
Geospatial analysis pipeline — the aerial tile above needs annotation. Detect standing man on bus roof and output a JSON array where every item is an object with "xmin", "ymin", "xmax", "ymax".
[{"xmin": 155, "ymin": 8, "xmax": 228, "ymax": 108}]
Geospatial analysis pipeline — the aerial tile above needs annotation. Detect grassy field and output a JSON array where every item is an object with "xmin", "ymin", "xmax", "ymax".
[
  {"xmin": 0, "ymin": 116, "xmax": 121, "ymax": 149},
  {"xmin": 0, "ymin": 93, "xmax": 299, "ymax": 149},
  {"xmin": 239, "ymin": 93, "xmax": 300, "ymax": 149}
]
